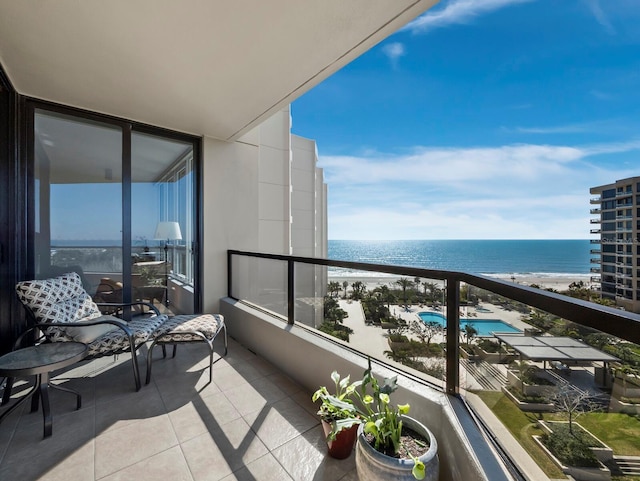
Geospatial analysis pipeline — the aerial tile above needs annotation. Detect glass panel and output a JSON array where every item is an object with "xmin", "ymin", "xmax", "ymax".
[
  {"xmin": 294, "ymin": 262, "xmax": 326, "ymax": 328},
  {"xmin": 34, "ymin": 109, "xmax": 123, "ymax": 297},
  {"xmin": 312, "ymin": 267, "xmax": 447, "ymax": 390},
  {"xmin": 230, "ymin": 255, "xmax": 288, "ymax": 318},
  {"xmin": 459, "ymin": 282, "xmax": 634, "ymax": 479},
  {"xmin": 131, "ymin": 131, "xmax": 195, "ymax": 314}
]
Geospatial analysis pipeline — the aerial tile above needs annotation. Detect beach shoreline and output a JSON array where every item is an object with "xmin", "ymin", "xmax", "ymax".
[{"xmin": 328, "ymin": 272, "xmax": 593, "ymax": 293}]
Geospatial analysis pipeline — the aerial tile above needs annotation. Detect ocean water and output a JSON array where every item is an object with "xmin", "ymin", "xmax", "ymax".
[{"xmin": 328, "ymin": 239, "xmax": 592, "ymax": 277}]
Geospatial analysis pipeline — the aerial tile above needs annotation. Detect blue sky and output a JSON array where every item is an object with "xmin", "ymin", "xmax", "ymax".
[{"xmin": 291, "ymin": 0, "xmax": 640, "ymax": 240}]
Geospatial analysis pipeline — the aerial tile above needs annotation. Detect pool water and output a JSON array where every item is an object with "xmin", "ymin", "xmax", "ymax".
[{"xmin": 418, "ymin": 312, "xmax": 522, "ymax": 336}]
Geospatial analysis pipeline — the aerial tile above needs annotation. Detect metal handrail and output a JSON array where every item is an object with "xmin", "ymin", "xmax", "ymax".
[{"xmin": 227, "ymin": 249, "xmax": 640, "ymax": 395}]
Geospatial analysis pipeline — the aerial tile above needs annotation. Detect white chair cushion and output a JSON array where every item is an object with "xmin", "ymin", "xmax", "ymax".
[{"xmin": 64, "ymin": 315, "xmax": 125, "ymax": 343}]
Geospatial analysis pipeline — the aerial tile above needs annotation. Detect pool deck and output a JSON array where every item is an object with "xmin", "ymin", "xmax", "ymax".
[{"xmin": 339, "ymin": 299, "xmax": 532, "ymax": 358}]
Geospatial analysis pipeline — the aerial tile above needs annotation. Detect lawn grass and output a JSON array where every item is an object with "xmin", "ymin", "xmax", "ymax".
[
  {"xmin": 577, "ymin": 412, "xmax": 640, "ymax": 455},
  {"xmin": 477, "ymin": 392, "xmax": 640, "ymax": 480},
  {"xmin": 474, "ymin": 391, "xmax": 565, "ymax": 478}
]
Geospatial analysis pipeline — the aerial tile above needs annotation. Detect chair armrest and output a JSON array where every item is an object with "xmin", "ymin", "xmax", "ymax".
[
  {"xmin": 96, "ymin": 301, "xmax": 160, "ymax": 316},
  {"xmin": 12, "ymin": 318, "xmax": 134, "ymax": 349},
  {"xmin": 34, "ymin": 319, "xmax": 133, "ymax": 336}
]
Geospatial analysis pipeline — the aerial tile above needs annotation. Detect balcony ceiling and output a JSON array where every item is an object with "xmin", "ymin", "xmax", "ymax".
[{"xmin": 0, "ymin": 0, "xmax": 437, "ymax": 141}]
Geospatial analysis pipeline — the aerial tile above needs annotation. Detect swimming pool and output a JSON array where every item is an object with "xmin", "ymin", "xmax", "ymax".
[{"xmin": 418, "ymin": 312, "xmax": 522, "ymax": 337}]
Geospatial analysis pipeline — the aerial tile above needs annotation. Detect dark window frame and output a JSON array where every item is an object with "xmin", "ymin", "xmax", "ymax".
[{"xmin": 23, "ymin": 98, "xmax": 203, "ymax": 313}]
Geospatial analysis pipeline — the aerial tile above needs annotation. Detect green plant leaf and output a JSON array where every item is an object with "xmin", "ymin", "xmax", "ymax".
[{"xmin": 412, "ymin": 461, "xmax": 426, "ymax": 480}]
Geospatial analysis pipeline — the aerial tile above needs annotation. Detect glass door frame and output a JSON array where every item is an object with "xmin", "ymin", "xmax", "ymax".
[{"xmin": 24, "ymin": 99, "xmax": 203, "ymax": 313}]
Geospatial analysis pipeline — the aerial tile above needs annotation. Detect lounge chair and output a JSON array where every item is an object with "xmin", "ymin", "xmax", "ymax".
[{"xmin": 14, "ymin": 272, "xmax": 168, "ymax": 391}]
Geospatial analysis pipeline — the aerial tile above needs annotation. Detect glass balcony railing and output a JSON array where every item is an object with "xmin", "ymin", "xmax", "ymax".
[{"xmin": 228, "ymin": 249, "xmax": 640, "ymax": 480}]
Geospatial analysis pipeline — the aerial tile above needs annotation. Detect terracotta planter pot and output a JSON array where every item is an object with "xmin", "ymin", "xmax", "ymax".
[
  {"xmin": 321, "ymin": 419, "xmax": 359, "ymax": 459},
  {"xmin": 355, "ymin": 415, "xmax": 439, "ymax": 481}
]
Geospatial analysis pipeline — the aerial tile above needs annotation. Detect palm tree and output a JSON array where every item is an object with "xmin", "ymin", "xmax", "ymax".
[
  {"xmin": 422, "ymin": 281, "xmax": 438, "ymax": 302},
  {"xmin": 396, "ymin": 277, "xmax": 413, "ymax": 306},
  {"xmin": 379, "ymin": 285, "xmax": 391, "ymax": 308},
  {"xmin": 342, "ymin": 281, "xmax": 348, "ymax": 299},
  {"xmin": 327, "ymin": 281, "xmax": 341, "ymax": 298},
  {"xmin": 463, "ymin": 324, "xmax": 478, "ymax": 346},
  {"xmin": 351, "ymin": 280, "xmax": 366, "ymax": 300}
]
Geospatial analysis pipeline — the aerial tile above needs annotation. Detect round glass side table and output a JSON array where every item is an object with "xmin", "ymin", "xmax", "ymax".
[{"xmin": 0, "ymin": 342, "xmax": 87, "ymax": 438}]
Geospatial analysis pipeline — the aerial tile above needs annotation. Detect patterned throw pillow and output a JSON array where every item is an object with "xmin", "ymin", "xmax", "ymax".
[{"xmin": 16, "ymin": 272, "xmax": 103, "ymax": 342}]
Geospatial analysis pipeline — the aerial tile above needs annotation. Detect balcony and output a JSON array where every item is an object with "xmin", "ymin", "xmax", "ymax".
[
  {"xmin": 590, "ymin": 208, "xmax": 602, "ymax": 214},
  {"xmin": 590, "ymin": 276, "xmax": 601, "ymax": 283},
  {"xmin": 590, "ymin": 197, "xmax": 601, "ymax": 204},
  {"xmin": 590, "ymin": 218, "xmax": 601, "ymax": 224},
  {"xmin": 4, "ymin": 251, "xmax": 640, "ymax": 481},
  {"xmin": 590, "ymin": 228, "xmax": 601, "ymax": 234},
  {"xmin": 1, "ymin": 339, "xmax": 339, "ymax": 480}
]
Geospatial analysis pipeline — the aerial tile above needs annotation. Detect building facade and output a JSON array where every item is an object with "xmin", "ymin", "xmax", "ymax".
[{"xmin": 590, "ymin": 176, "xmax": 640, "ymax": 312}]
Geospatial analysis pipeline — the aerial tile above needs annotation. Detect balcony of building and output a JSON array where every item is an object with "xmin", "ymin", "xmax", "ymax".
[
  {"xmin": 590, "ymin": 208, "xmax": 602, "ymax": 215},
  {"xmin": 590, "ymin": 197, "xmax": 601, "ymax": 204},
  {"xmin": 590, "ymin": 218, "xmax": 601, "ymax": 224},
  {"xmin": 615, "ymin": 190, "xmax": 633, "ymax": 199},
  {"xmin": 4, "ymin": 252, "xmax": 640, "ymax": 481}
]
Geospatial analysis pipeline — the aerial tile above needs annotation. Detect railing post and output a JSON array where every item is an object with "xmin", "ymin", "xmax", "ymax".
[
  {"xmin": 227, "ymin": 250, "xmax": 232, "ymax": 298},
  {"xmin": 287, "ymin": 259, "xmax": 295, "ymax": 324},
  {"xmin": 446, "ymin": 279, "xmax": 460, "ymax": 395}
]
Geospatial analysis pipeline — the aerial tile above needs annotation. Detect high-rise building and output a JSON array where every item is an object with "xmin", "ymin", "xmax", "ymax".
[{"xmin": 590, "ymin": 177, "xmax": 640, "ymax": 312}]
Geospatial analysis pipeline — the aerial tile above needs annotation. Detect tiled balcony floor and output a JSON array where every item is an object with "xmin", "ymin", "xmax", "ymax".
[{"xmin": 0, "ymin": 338, "xmax": 358, "ymax": 480}]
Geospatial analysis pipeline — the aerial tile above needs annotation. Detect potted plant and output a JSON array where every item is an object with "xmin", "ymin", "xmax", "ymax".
[
  {"xmin": 312, "ymin": 370, "xmax": 362, "ymax": 459},
  {"xmin": 322, "ymin": 359, "xmax": 439, "ymax": 480}
]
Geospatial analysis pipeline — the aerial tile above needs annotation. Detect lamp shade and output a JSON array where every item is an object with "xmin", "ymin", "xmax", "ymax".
[{"xmin": 154, "ymin": 221, "xmax": 182, "ymax": 241}]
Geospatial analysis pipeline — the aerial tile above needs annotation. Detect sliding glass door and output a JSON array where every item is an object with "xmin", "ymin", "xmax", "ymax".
[
  {"xmin": 31, "ymin": 105, "xmax": 199, "ymax": 316},
  {"xmin": 131, "ymin": 131, "xmax": 196, "ymax": 313}
]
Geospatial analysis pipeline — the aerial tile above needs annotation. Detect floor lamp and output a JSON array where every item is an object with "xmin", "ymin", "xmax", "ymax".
[{"xmin": 154, "ymin": 221, "xmax": 182, "ymax": 306}]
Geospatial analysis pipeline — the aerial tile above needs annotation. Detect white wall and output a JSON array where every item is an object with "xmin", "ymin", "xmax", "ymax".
[
  {"xmin": 201, "ymin": 107, "xmax": 293, "ymax": 313},
  {"xmin": 291, "ymin": 135, "xmax": 317, "ymax": 257}
]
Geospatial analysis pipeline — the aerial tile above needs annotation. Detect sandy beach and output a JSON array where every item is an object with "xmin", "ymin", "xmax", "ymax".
[{"xmin": 329, "ymin": 273, "xmax": 592, "ymax": 293}]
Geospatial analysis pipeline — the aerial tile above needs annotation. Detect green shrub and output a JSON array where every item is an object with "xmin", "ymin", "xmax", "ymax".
[
  {"xmin": 477, "ymin": 339, "xmax": 497, "ymax": 352},
  {"xmin": 506, "ymin": 386, "xmax": 547, "ymax": 404},
  {"xmin": 541, "ymin": 423, "xmax": 600, "ymax": 468},
  {"xmin": 521, "ymin": 367, "xmax": 555, "ymax": 386}
]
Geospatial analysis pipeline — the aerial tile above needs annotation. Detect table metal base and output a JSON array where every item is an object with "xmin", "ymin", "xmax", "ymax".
[{"xmin": 1, "ymin": 374, "xmax": 82, "ymax": 438}]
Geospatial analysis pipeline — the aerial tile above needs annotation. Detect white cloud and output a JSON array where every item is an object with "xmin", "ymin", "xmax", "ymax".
[
  {"xmin": 320, "ymin": 140, "xmax": 640, "ymax": 240},
  {"xmin": 584, "ymin": 0, "xmax": 615, "ymax": 34},
  {"xmin": 512, "ymin": 124, "xmax": 592, "ymax": 134},
  {"xmin": 381, "ymin": 42, "xmax": 406, "ymax": 67},
  {"xmin": 405, "ymin": 0, "xmax": 534, "ymax": 34},
  {"xmin": 509, "ymin": 119, "xmax": 639, "ymax": 136},
  {"xmin": 321, "ymin": 144, "xmax": 585, "ymax": 186},
  {"xmin": 590, "ymin": 89, "xmax": 615, "ymax": 100}
]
